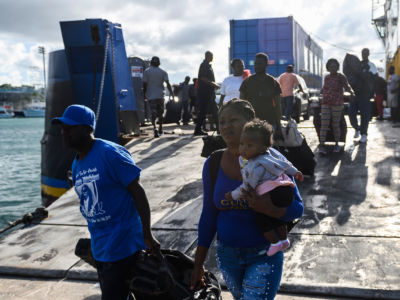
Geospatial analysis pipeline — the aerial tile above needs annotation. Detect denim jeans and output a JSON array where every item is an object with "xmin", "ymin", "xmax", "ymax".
[
  {"xmin": 283, "ymin": 96, "xmax": 294, "ymax": 120},
  {"xmin": 217, "ymin": 242, "xmax": 284, "ymax": 300},
  {"xmin": 348, "ymin": 95, "xmax": 371, "ymax": 135}
]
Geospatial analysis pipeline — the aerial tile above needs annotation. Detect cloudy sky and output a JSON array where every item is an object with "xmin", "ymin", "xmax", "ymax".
[{"xmin": 0, "ymin": 0, "xmax": 386, "ymax": 87}]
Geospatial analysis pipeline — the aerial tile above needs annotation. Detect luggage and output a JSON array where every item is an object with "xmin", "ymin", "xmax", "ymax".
[
  {"xmin": 276, "ymin": 139, "xmax": 316, "ymax": 176},
  {"xmin": 74, "ymin": 239, "xmax": 222, "ymax": 300},
  {"xmin": 343, "ymin": 53, "xmax": 361, "ymax": 77},
  {"xmin": 131, "ymin": 249, "xmax": 222, "ymax": 300},
  {"xmin": 274, "ymin": 120, "xmax": 304, "ymax": 148},
  {"xmin": 312, "ymin": 106, "xmax": 347, "ymax": 143},
  {"xmin": 164, "ymin": 99, "xmax": 181, "ymax": 124},
  {"xmin": 343, "ymin": 53, "xmax": 363, "ymax": 94}
]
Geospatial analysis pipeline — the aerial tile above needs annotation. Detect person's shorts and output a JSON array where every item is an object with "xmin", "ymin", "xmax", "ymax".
[{"xmin": 148, "ymin": 98, "xmax": 165, "ymax": 117}]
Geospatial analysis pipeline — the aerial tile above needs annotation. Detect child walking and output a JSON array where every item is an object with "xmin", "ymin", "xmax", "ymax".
[
  {"xmin": 319, "ymin": 58, "xmax": 355, "ymax": 154},
  {"xmin": 225, "ymin": 119, "xmax": 303, "ymax": 256}
]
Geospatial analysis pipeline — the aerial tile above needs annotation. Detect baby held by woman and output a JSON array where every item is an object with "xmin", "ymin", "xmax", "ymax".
[{"xmin": 225, "ymin": 119, "xmax": 303, "ymax": 256}]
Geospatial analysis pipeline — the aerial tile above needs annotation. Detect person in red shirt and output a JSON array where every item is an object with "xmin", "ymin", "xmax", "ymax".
[{"xmin": 319, "ymin": 59, "xmax": 354, "ymax": 154}]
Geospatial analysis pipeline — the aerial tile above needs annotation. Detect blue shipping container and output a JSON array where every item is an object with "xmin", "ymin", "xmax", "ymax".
[{"xmin": 230, "ymin": 16, "xmax": 323, "ymax": 89}]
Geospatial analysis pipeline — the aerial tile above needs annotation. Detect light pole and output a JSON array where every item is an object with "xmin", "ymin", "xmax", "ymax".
[{"xmin": 38, "ymin": 46, "xmax": 46, "ymax": 96}]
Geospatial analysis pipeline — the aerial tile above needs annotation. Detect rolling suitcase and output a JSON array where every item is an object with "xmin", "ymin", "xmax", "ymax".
[
  {"xmin": 276, "ymin": 139, "xmax": 316, "ymax": 176},
  {"xmin": 164, "ymin": 100, "xmax": 181, "ymax": 124}
]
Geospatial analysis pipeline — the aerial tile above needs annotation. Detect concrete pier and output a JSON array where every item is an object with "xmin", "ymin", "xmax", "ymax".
[{"xmin": 0, "ymin": 117, "xmax": 399, "ymax": 299}]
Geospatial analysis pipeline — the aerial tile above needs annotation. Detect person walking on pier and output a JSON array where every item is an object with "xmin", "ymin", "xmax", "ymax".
[
  {"xmin": 278, "ymin": 64, "xmax": 304, "ymax": 121},
  {"xmin": 374, "ymin": 75, "xmax": 387, "ymax": 121},
  {"xmin": 387, "ymin": 65, "xmax": 400, "ymax": 122},
  {"xmin": 143, "ymin": 56, "xmax": 174, "ymax": 138},
  {"xmin": 194, "ymin": 51, "xmax": 220, "ymax": 136},
  {"xmin": 52, "ymin": 105, "xmax": 160, "ymax": 300},
  {"xmin": 319, "ymin": 58, "xmax": 354, "ymax": 154},
  {"xmin": 348, "ymin": 48, "xmax": 377, "ymax": 143},
  {"xmin": 190, "ymin": 99, "xmax": 303, "ymax": 300},
  {"xmin": 240, "ymin": 52, "xmax": 283, "ymax": 137},
  {"xmin": 178, "ymin": 76, "xmax": 191, "ymax": 125}
]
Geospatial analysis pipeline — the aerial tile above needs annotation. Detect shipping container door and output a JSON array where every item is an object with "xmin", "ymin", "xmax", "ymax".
[
  {"xmin": 258, "ymin": 17, "xmax": 293, "ymax": 77},
  {"xmin": 230, "ymin": 19, "xmax": 259, "ymax": 72}
]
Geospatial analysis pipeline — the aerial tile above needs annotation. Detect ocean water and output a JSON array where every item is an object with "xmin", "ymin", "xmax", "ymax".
[{"xmin": 0, "ymin": 118, "xmax": 44, "ymax": 230}]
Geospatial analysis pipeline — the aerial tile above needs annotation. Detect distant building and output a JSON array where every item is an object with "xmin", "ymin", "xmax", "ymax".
[{"xmin": 0, "ymin": 86, "xmax": 40, "ymax": 111}]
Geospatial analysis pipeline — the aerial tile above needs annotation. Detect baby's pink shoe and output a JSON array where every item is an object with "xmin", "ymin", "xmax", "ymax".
[
  {"xmin": 267, "ymin": 241, "xmax": 282, "ymax": 256},
  {"xmin": 281, "ymin": 239, "xmax": 290, "ymax": 251}
]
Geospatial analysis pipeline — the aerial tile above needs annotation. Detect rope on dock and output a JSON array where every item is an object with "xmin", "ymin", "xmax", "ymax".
[{"xmin": 0, "ymin": 207, "xmax": 48, "ymax": 235}]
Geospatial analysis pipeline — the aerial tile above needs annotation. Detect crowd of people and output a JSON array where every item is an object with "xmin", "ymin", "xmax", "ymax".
[
  {"xmin": 142, "ymin": 48, "xmax": 399, "ymax": 150},
  {"xmin": 50, "ymin": 48, "xmax": 399, "ymax": 300}
]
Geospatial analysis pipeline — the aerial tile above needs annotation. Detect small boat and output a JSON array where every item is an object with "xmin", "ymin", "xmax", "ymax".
[
  {"xmin": 0, "ymin": 106, "xmax": 13, "ymax": 118},
  {"xmin": 22, "ymin": 101, "xmax": 45, "ymax": 118}
]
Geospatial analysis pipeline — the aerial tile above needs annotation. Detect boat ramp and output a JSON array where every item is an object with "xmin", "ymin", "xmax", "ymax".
[{"xmin": 0, "ymin": 119, "xmax": 399, "ymax": 300}]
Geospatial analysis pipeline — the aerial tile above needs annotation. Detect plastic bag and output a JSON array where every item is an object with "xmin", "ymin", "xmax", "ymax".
[{"xmin": 274, "ymin": 120, "xmax": 304, "ymax": 147}]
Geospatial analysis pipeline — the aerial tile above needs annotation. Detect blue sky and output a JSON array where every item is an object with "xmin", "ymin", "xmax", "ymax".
[{"xmin": 0, "ymin": 0, "xmax": 385, "ymax": 87}]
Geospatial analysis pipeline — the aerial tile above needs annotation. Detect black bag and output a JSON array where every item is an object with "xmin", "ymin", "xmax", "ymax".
[
  {"xmin": 164, "ymin": 100, "xmax": 181, "ymax": 124},
  {"xmin": 74, "ymin": 238, "xmax": 96, "ymax": 268},
  {"xmin": 201, "ymin": 135, "xmax": 226, "ymax": 158},
  {"xmin": 74, "ymin": 239, "xmax": 222, "ymax": 300},
  {"xmin": 130, "ymin": 249, "xmax": 222, "ymax": 300},
  {"xmin": 276, "ymin": 139, "xmax": 316, "ymax": 176}
]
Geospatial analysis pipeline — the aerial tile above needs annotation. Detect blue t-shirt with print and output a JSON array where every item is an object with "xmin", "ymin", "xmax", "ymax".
[{"xmin": 72, "ymin": 139, "xmax": 146, "ymax": 262}]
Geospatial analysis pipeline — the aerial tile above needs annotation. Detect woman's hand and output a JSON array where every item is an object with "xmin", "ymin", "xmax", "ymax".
[
  {"xmin": 190, "ymin": 265, "xmax": 205, "ymax": 290},
  {"xmin": 224, "ymin": 191, "xmax": 233, "ymax": 201},
  {"xmin": 190, "ymin": 246, "xmax": 209, "ymax": 290},
  {"xmin": 241, "ymin": 184, "xmax": 286, "ymax": 218}
]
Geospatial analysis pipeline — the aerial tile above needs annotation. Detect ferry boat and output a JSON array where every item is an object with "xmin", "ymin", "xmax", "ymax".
[
  {"xmin": 0, "ymin": 106, "xmax": 13, "ymax": 118},
  {"xmin": 22, "ymin": 101, "xmax": 45, "ymax": 118}
]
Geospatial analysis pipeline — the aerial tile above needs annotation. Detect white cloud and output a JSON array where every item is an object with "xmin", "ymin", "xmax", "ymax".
[{"xmin": 0, "ymin": 0, "xmax": 385, "ymax": 86}]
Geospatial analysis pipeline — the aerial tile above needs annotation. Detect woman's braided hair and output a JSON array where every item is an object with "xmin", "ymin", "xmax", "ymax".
[{"xmin": 219, "ymin": 98, "xmax": 255, "ymax": 122}]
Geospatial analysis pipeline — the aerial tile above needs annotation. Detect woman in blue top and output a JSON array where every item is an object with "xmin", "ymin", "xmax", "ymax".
[{"xmin": 190, "ymin": 99, "xmax": 304, "ymax": 300}]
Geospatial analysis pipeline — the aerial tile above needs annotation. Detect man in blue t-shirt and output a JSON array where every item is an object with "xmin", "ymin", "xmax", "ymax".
[{"xmin": 52, "ymin": 104, "xmax": 160, "ymax": 300}]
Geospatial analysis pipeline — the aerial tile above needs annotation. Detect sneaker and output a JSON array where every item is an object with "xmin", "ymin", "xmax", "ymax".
[
  {"xmin": 360, "ymin": 134, "xmax": 367, "ymax": 143},
  {"xmin": 194, "ymin": 130, "xmax": 208, "ymax": 136},
  {"xmin": 281, "ymin": 239, "xmax": 290, "ymax": 251},
  {"xmin": 267, "ymin": 241, "xmax": 282, "ymax": 256},
  {"xmin": 318, "ymin": 145, "xmax": 327, "ymax": 155},
  {"xmin": 153, "ymin": 129, "xmax": 159, "ymax": 138},
  {"xmin": 354, "ymin": 130, "xmax": 360, "ymax": 139},
  {"xmin": 333, "ymin": 145, "xmax": 341, "ymax": 153}
]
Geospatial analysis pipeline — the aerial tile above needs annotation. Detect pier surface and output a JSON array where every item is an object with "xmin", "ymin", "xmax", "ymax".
[{"xmin": 0, "ymin": 117, "xmax": 399, "ymax": 300}]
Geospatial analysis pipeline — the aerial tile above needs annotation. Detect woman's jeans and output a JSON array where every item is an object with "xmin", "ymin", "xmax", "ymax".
[{"xmin": 217, "ymin": 242, "xmax": 284, "ymax": 300}]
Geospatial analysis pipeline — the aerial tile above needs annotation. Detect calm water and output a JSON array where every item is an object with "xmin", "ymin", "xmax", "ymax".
[{"xmin": 0, "ymin": 118, "xmax": 44, "ymax": 229}]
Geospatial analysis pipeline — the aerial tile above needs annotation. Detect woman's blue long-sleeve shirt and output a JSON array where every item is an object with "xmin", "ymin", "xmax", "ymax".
[{"xmin": 198, "ymin": 154, "xmax": 304, "ymax": 248}]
